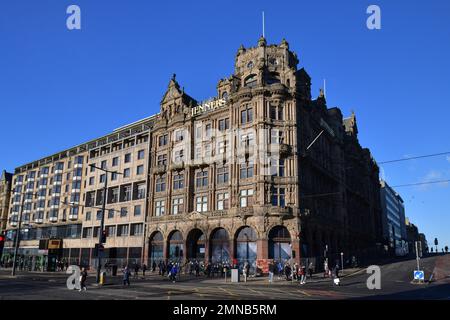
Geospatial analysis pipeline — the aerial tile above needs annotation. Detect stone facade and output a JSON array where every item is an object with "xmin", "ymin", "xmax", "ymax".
[{"xmin": 2, "ymin": 37, "xmax": 383, "ymax": 272}]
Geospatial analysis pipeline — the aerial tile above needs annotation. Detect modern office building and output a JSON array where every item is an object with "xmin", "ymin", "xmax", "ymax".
[
  {"xmin": 2, "ymin": 37, "xmax": 383, "ymax": 272},
  {"xmin": 380, "ymin": 180, "xmax": 408, "ymax": 256}
]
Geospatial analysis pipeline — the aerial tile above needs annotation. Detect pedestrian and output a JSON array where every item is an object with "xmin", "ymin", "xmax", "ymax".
[
  {"xmin": 308, "ymin": 262, "xmax": 314, "ymax": 279},
  {"xmin": 243, "ymin": 262, "xmax": 249, "ymax": 282},
  {"xmin": 134, "ymin": 264, "xmax": 140, "ymax": 279},
  {"xmin": 284, "ymin": 263, "xmax": 291, "ymax": 281},
  {"xmin": 277, "ymin": 261, "xmax": 283, "ymax": 280},
  {"xmin": 300, "ymin": 265, "xmax": 307, "ymax": 284},
  {"xmin": 195, "ymin": 261, "xmax": 200, "ymax": 277},
  {"xmin": 142, "ymin": 264, "xmax": 147, "ymax": 278},
  {"xmin": 123, "ymin": 265, "xmax": 131, "ymax": 286},
  {"xmin": 268, "ymin": 261, "xmax": 275, "ymax": 283},
  {"xmin": 152, "ymin": 261, "xmax": 156, "ymax": 272},
  {"xmin": 334, "ymin": 263, "xmax": 340, "ymax": 279},
  {"xmin": 79, "ymin": 267, "xmax": 87, "ymax": 291},
  {"xmin": 170, "ymin": 263, "xmax": 178, "ymax": 283},
  {"xmin": 323, "ymin": 259, "xmax": 329, "ymax": 278}
]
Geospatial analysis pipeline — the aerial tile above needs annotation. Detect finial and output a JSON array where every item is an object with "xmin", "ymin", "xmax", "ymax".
[
  {"xmin": 258, "ymin": 35, "xmax": 266, "ymax": 47},
  {"xmin": 172, "ymin": 73, "xmax": 176, "ymax": 81}
]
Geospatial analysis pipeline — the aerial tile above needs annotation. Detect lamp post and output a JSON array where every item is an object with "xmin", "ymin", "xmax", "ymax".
[{"xmin": 88, "ymin": 164, "xmax": 122, "ymax": 284}]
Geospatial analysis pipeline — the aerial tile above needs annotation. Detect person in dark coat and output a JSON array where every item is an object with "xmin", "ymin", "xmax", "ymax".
[
  {"xmin": 79, "ymin": 267, "xmax": 88, "ymax": 291},
  {"xmin": 123, "ymin": 265, "xmax": 131, "ymax": 286}
]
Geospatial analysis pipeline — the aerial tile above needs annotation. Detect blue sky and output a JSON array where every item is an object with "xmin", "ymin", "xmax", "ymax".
[{"xmin": 0, "ymin": 0, "xmax": 449, "ymax": 249}]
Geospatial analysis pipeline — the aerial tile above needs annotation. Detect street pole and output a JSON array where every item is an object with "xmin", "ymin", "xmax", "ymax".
[
  {"xmin": 340, "ymin": 252, "xmax": 344, "ymax": 276},
  {"xmin": 415, "ymin": 241, "xmax": 420, "ymax": 271},
  {"xmin": 11, "ymin": 189, "xmax": 26, "ymax": 276},
  {"xmin": 96, "ymin": 170, "xmax": 108, "ymax": 284}
]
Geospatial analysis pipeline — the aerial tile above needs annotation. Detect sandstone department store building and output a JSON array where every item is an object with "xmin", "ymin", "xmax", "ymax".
[{"xmin": 2, "ymin": 37, "xmax": 383, "ymax": 272}]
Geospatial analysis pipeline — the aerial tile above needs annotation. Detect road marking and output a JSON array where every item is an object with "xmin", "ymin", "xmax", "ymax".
[
  {"xmin": 296, "ymin": 289, "xmax": 311, "ymax": 297},
  {"xmin": 219, "ymin": 286, "xmax": 237, "ymax": 297},
  {"xmin": 167, "ymin": 290, "xmax": 171, "ymax": 300},
  {"xmin": 247, "ymin": 287, "xmax": 264, "ymax": 296}
]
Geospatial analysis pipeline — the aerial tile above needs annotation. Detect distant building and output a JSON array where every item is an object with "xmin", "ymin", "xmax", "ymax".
[
  {"xmin": 380, "ymin": 180, "xmax": 408, "ymax": 256},
  {"xmin": 405, "ymin": 218, "xmax": 420, "ymax": 255},
  {"xmin": 0, "ymin": 170, "xmax": 13, "ymax": 233}
]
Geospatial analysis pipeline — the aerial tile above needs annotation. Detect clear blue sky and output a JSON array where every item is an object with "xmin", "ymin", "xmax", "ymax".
[{"xmin": 0, "ymin": 0, "xmax": 449, "ymax": 249}]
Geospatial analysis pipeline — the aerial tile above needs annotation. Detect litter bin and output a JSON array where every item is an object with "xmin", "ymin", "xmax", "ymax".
[
  {"xmin": 231, "ymin": 268, "xmax": 240, "ymax": 283},
  {"xmin": 112, "ymin": 265, "xmax": 118, "ymax": 276}
]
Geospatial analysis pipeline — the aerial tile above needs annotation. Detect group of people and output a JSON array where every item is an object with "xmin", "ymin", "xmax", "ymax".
[{"xmin": 267, "ymin": 261, "xmax": 314, "ymax": 284}]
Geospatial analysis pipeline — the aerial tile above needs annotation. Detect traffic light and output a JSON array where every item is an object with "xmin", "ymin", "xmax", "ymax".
[
  {"xmin": 101, "ymin": 230, "xmax": 108, "ymax": 243},
  {"xmin": 0, "ymin": 234, "xmax": 5, "ymax": 257}
]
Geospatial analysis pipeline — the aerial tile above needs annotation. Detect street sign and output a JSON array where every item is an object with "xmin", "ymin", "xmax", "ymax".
[{"xmin": 414, "ymin": 270, "xmax": 424, "ymax": 281}]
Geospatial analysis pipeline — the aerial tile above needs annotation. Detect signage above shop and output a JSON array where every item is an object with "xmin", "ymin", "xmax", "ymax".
[{"xmin": 191, "ymin": 97, "xmax": 228, "ymax": 117}]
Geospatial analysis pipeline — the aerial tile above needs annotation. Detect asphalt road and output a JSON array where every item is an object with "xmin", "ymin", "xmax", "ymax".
[{"xmin": 0, "ymin": 255, "xmax": 448, "ymax": 300}]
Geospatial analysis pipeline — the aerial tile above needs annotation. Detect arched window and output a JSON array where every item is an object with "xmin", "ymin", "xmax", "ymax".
[
  {"xmin": 168, "ymin": 230, "xmax": 184, "ymax": 261},
  {"xmin": 222, "ymin": 91, "xmax": 228, "ymax": 100},
  {"xmin": 266, "ymin": 72, "xmax": 281, "ymax": 85},
  {"xmin": 235, "ymin": 226, "xmax": 257, "ymax": 272},
  {"xmin": 210, "ymin": 228, "xmax": 230, "ymax": 263},
  {"xmin": 149, "ymin": 231, "xmax": 164, "ymax": 265},
  {"xmin": 244, "ymin": 74, "xmax": 257, "ymax": 88},
  {"xmin": 268, "ymin": 226, "xmax": 291, "ymax": 261}
]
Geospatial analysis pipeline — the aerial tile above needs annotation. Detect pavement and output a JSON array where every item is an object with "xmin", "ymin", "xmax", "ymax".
[{"xmin": 0, "ymin": 255, "xmax": 449, "ymax": 300}]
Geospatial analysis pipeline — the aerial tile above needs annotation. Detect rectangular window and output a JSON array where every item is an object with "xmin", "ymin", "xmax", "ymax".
[
  {"xmin": 155, "ymin": 174, "xmax": 166, "ymax": 192},
  {"xmin": 108, "ymin": 209, "xmax": 114, "ymax": 219},
  {"xmin": 110, "ymin": 187, "xmax": 119, "ymax": 203},
  {"xmin": 240, "ymin": 189, "xmax": 254, "ymax": 207},
  {"xmin": 217, "ymin": 166, "xmax": 229, "ymax": 184},
  {"xmin": 125, "ymin": 153, "xmax": 131, "ymax": 163},
  {"xmin": 136, "ymin": 165, "xmax": 144, "ymax": 175},
  {"xmin": 100, "ymin": 174, "xmax": 106, "ymax": 183},
  {"xmin": 218, "ymin": 118, "xmax": 230, "ymax": 131},
  {"xmin": 241, "ymin": 107, "xmax": 253, "ymax": 124},
  {"xmin": 270, "ymin": 129, "xmax": 284, "ymax": 144},
  {"xmin": 173, "ymin": 173, "xmax": 184, "ymax": 190},
  {"xmin": 85, "ymin": 211, "xmax": 91, "ymax": 221},
  {"xmin": 240, "ymin": 163, "xmax": 254, "ymax": 179},
  {"xmin": 218, "ymin": 140, "xmax": 228, "ymax": 154},
  {"xmin": 117, "ymin": 224, "xmax": 129, "ymax": 237},
  {"xmin": 271, "ymin": 187, "xmax": 286, "ymax": 207},
  {"xmin": 217, "ymin": 192, "xmax": 229, "ymax": 210},
  {"xmin": 159, "ymin": 134, "xmax": 168, "ymax": 146},
  {"xmin": 196, "ymin": 196, "xmax": 208, "ymax": 212},
  {"xmin": 174, "ymin": 149, "xmax": 184, "ymax": 163},
  {"xmin": 90, "ymin": 165, "xmax": 95, "ymax": 173},
  {"xmin": 172, "ymin": 197, "xmax": 184, "ymax": 215},
  {"xmin": 205, "ymin": 124, "xmax": 212, "ymax": 138},
  {"xmin": 96, "ymin": 210, "xmax": 102, "ymax": 221},
  {"xmin": 112, "ymin": 157, "xmax": 119, "ymax": 167},
  {"xmin": 82, "ymin": 227, "xmax": 92, "ymax": 238},
  {"xmin": 155, "ymin": 200, "xmax": 165, "ymax": 216},
  {"xmin": 120, "ymin": 207, "xmax": 127, "ymax": 217},
  {"xmin": 123, "ymin": 168, "xmax": 131, "ymax": 178},
  {"xmin": 130, "ymin": 223, "xmax": 143, "ymax": 236},
  {"xmin": 196, "ymin": 170, "xmax": 208, "ymax": 188},
  {"xmin": 270, "ymin": 158, "xmax": 285, "ymax": 177},
  {"xmin": 134, "ymin": 205, "xmax": 141, "ymax": 216},
  {"xmin": 101, "ymin": 160, "xmax": 107, "ymax": 169},
  {"xmin": 138, "ymin": 150, "xmax": 145, "ymax": 160},
  {"xmin": 107, "ymin": 225, "xmax": 116, "ymax": 237},
  {"xmin": 124, "ymin": 185, "xmax": 132, "ymax": 201},
  {"xmin": 157, "ymin": 154, "xmax": 167, "ymax": 166},
  {"xmin": 111, "ymin": 172, "xmax": 118, "ymax": 181},
  {"xmin": 89, "ymin": 177, "xmax": 95, "ymax": 186},
  {"xmin": 175, "ymin": 129, "xmax": 184, "ymax": 142},
  {"xmin": 137, "ymin": 183, "xmax": 146, "ymax": 199}
]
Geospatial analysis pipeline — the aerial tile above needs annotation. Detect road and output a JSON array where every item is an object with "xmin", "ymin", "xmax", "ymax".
[{"xmin": 0, "ymin": 255, "xmax": 448, "ymax": 300}]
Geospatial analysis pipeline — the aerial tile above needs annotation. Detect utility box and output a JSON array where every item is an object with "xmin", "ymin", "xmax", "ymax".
[{"xmin": 231, "ymin": 268, "xmax": 240, "ymax": 283}]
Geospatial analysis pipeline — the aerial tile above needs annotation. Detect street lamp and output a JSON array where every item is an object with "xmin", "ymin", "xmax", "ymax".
[{"xmin": 88, "ymin": 163, "xmax": 122, "ymax": 284}]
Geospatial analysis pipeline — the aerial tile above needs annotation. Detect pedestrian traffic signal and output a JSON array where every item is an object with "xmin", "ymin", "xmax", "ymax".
[
  {"xmin": 101, "ymin": 230, "xmax": 107, "ymax": 243},
  {"xmin": 0, "ymin": 234, "xmax": 5, "ymax": 258}
]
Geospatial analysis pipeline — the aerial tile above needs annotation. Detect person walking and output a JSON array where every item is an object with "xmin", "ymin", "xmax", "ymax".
[
  {"xmin": 308, "ymin": 262, "xmax": 314, "ymax": 279},
  {"xmin": 123, "ymin": 265, "xmax": 131, "ymax": 286},
  {"xmin": 152, "ymin": 261, "xmax": 156, "ymax": 273},
  {"xmin": 142, "ymin": 264, "xmax": 147, "ymax": 278},
  {"xmin": 170, "ymin": 263, "xmax": 178, "ymax": 283},
  {"xmin": 134, "ymin": 264, "xmax": 140, "ymax": 279},
  {"xmin": 268, "ymin": 261, "xmax": 275, "ymax": 283},
  {"xmin": 300, "ymin": 265, "xmax": 307, "ymax": 284},
  {"xmin": 243, "ymin": 262, "xmax": 249, "ymax": 283},
  {"xmin": 195, "ymin": 261, "xmax": 200, "ymax": 277},
  {"xmin": 323, "ymin": 259, "xmax": 329, "ymax": 278},
  {"xmin": 79, "ymin": 267, "xmax": 88, "ymax": 292}
]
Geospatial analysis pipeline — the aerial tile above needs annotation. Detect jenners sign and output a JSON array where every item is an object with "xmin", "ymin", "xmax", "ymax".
[{"xmin": 191, "ymin": 98, "xmax": 227, "ymax": 117}]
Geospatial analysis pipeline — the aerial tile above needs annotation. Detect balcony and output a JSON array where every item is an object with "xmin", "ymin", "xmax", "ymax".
[
  {"xmin": 49, "ymin": 216, "xmax": 58, "ymax": 223},
  {"xmin": 68, "ymin": 214, "xmax": 78, "ymax": 221},
  {"xmin": 170, "ymin": 162, "xmax": 185, "ymax": 171},
  {"xmin": 152, "ymin": 165, "xmax": 167, "ymax": 174},
  {"xmin": 268, "ymin": 206, "xmax": 291, "ymax": 216}
]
